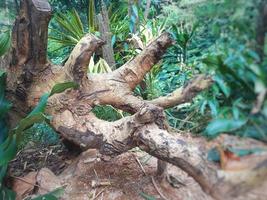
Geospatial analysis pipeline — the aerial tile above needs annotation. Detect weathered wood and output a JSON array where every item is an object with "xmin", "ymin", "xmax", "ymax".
[
  {"xmin": 8, "ymin": 0, "xmax": 52, "ymax": 102},
  {"xmin": 97, "ymin": 1, "xmax": 116, "ymax": 69}
]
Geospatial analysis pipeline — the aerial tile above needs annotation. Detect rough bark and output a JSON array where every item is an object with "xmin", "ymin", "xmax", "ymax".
[
  {"xmin": 97, "ymin": 1, "xmax": 116, "ymax": 69},
  {"xmin": 256, "ymin": 0, "xmax": 267, "ymax": 62},
  {"xmin": 2, "ymin": 1, "xmax": 267, "ymax": 200}
]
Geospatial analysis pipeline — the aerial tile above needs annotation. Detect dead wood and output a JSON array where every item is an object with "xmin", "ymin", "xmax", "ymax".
[{"xmin": 2, "ymin": 1, "xmax": 267, "ymax": 200}]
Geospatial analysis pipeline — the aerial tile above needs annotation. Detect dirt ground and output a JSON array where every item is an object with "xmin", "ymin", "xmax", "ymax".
[{"xmin": 7, "ymin": 134, "xmax": 267, "ymax": 200}]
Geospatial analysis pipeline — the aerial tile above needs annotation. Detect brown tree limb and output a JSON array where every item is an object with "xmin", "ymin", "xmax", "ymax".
[
  {"xmin": 149, "ymin": 75, "xmax": 213, "ymax": 108},
  {"xmin": 64, "ymin": 34, "xmax": 105, "ymax": 84},
  {"xmin": 113, "ymin": 32, "xmax": 173, "ymax": 89}
]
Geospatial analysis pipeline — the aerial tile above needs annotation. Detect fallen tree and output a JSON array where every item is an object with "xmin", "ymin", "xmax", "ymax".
[{"xmin": 2, "ymin": 1, "xmax": 267, "ymax": 200}]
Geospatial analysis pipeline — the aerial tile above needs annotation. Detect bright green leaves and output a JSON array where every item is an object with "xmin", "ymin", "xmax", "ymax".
[
  {"xmin": 49, "ymin": 9, "xmax": 86, "ymax": 55},
  {"xmin": 50, "ymin": 81, "xmax": 79, "ymax": 96},
  {"xmin": 139, "ymin": 192, "xmax": 156, "ymax": 200},
  {"xmin": 0, "ymin": 30, "xmax": 11, "ymax": 57}
]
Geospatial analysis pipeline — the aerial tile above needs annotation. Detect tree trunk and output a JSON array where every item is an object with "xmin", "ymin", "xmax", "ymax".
[
  {"xmin": 256, "ymin": 0, "xmax": 267, "ymax": 62},
  {"xmin": 97, "ymin": 1, "xmax": 116, "ymax": 69},
  {"xmin": 144, "ymin": 0, "xmax": 151, "ymax": 20},
  {"xmin": 2, "ymin": 1, "xmax": 267, "ymax": 200}
]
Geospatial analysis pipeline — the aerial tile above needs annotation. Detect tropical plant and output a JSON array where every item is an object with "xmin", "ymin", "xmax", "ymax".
[
  {"xmin": 0, "ymin": 69, "xmax": 78, "ymax": 199},
  {"xmin": 0, "ymin": 29, "xmax": 11, "ymax": 57}
]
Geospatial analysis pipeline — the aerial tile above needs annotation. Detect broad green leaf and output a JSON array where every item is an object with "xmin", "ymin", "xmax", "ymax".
[
  {"xmin": 28, "ymin": 93, "xmax": 50, "ymax": 117},
  {"xmin": 0, "ymin": 71, "xmax": 12, "ymax": 119},
  {"xmin": 214, "ymin": 75, "xmax": 230, "ymax": 97},
  {"xmin": 228, "ymin": 147, "xmax": 265, "ymax": 157},
  {"xmin": 50, "ymin": 82, "xmax": 79, "ymax": 96},
  {"xmin": 204, "ymin": 119, "xmax": 247, "ymax": 138},
  {"xmin": 0, "ymin": 136, "xmax": 16, "ymax": 165},
  {"xmin": 0, "ymin": 185, "xmax": 16, "ymax": 200},
  {"xmin": 208, "ymin": 100, "xmax": 218, "ymax": 117},
  {"xmin": 13, "ymin": 113, "xmax": 50, "ymax": 136},
  {"xmin": 200, "ymin": 100, "xmax": 207, "ymax": 115},
  {"xmin": 0, "ymin": 165, "xmax": 8, "ymax": 182},
  {"xmin": 139, "ymin": 192, "xmax": 156, "ymax": 200},
  {"xmin": 0, "ymin": 30, "xmax": 11, "ymax": 57},
  {"xmin": 0, "ymin": 120, "xmax": 8, "ymax": 144}
]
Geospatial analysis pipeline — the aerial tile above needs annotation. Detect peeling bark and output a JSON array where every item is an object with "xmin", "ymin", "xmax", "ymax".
[{"xmin": 2, "ymin": 1, "xmax": 267, "ymax": 200}]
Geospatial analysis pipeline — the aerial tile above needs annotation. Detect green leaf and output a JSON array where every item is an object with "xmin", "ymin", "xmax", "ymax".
[
  {"xmin": 14, "ymin": 113, "xmax": 50, "ymax": 135},
  {"xmin": 28, "ymin": 93, "xmax": 50, "ymax": 117},
  {"xmin": 0, "ymin": 165, "xmax": 8, "ymax": 182},
  {"xmin": 214, "ymin": 75, "xmax": 230, "ymax": 97},
  {"xmin": 228, "ymin": 147, "xmax": 265, "ymax": 157},
  {"xmin": 50, "ymin": 82, "xmax": 79, "ymax": 97},
  {"xmin": 0, "ymin": 185, "xmax": 16, "ymax": 200},
  {"xmin": 0, "ymin": 71, "xmax": 12, "ymax": 119},
  {"xmin": 139, "ymin": 192, "xmax": 156, "ymax": 200},
  {"xmin": 204, "ymin": 119, "xmax": 247, "ymax": 138},
  {"xmin": 0, "ymin": 136, "xmax": 17, "ymax": 166},
  {"xmin": 207, "ymin": 147, "xmax": 220, "ymax": 162},
  {"xmin": 200, "ymin": 100, "xmax": 208, "ymax": 115},
  {"xmin": 208, "ymin": 100, "xmax": 218, "ymax": 117},
  {"xmin": 0, "ymin": 30, "xmax": 11, "ymax": 57}
]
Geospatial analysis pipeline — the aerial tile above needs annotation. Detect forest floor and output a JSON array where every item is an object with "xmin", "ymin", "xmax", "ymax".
[{"xmin": 7, "ymin": 133, "xmax": 267, "ymax": 200}]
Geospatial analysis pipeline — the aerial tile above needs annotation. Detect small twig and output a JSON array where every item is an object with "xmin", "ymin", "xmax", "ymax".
[
  {"xmin": 151, "ymin": 176, "xmax": 169, "ymax": 200},
  {"xmin": 91, "ymin": 187, "xmax": 106, "ymax": 200},
  {"xmin": 91, "ymin": 180, "xmax": 111, "ymax": 188},
  {"xmin": 134, "ymin": 155, "xmax": 147, "ymax": 176},
  {"xmin": 10, "ymin": 175, "xmax": 49, "ymax": 192},
  {"xmin": 94, "ymin": 169, "xmax": 99, "ymax": 180}
]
